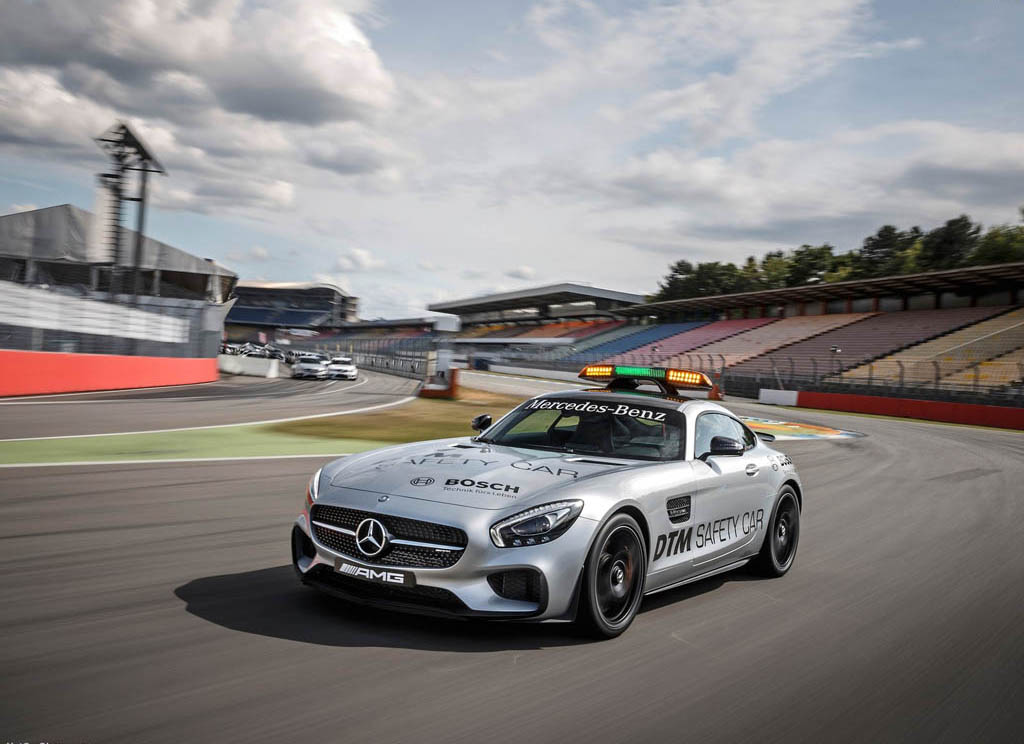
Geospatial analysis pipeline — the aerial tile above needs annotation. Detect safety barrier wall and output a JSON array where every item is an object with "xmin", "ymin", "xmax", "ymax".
[
  {"xmin": 794, "ymin": 391, "xmax": 1024, "ymax": 430},
  {"xmin": 217, "ymin": 354, "xmax": 288, "ymax": 378},
  {"xmin": 0, "ymin": 349, "xmax": 218, "ymax": 396}
]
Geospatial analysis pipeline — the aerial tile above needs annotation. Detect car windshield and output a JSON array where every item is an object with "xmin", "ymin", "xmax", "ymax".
[{"xmin": 483, "ymin": 397, "xmax": 684, "ymax": 461}]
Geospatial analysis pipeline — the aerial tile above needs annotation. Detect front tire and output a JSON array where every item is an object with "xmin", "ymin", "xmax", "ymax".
[
  {"xmin": 752, "ymin": 487, "xmax": 800, "ymax": 577},
  {"xmin": 577, "ymin": 513, "xmax": 647, "ymax": 639}
]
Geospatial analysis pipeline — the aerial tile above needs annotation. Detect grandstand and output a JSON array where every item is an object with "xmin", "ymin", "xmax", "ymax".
[
  {"xmin": 575, "ymin": 322, "xmax": 711, "ymax": 364},
  {"xmin": 837, "ymin": 307, "xmax": 1024, "ymax": 385},
  {"xmin": 428, "ymin": 284, "xmax": 647, "ymax": 357},
  {"xmin": 0, "ymin": 204, "xmax": 236, "ymax": 361},
  {"xmin": 224, "ymin": 280, "xmax": 357, "ymax": 342},
  {"xmin": 726, "ymin": 306, "xmax": 1010, "ymax": 380}
]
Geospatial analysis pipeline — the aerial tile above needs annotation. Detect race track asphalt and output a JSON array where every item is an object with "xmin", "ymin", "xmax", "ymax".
[
  {"xmin": 1, "ymin": 373, "xmax": 1022, "ymax": 743},
  {"xmin": 0, "ymin": 371, "xmax": 419, "ymax": 439}
]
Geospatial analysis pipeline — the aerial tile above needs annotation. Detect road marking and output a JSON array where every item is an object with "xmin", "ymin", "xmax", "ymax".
[
  {"xmin": 0, "ymin": 393, "xmax": 417, "ymax": 442},
  {"xmin": 0, "ymin": 380, "xmax": 220, "ymax": 402},
  {"xmin": 460, "ymin": 371, "xmax": 587, "ymax": 388},
  {"xmin": 0, "ymin": 375, "xmax": 368, "ymax": 405},
  {"xmin": 0, "ymin": 453, "xmax": 354, "ymax": 469}
]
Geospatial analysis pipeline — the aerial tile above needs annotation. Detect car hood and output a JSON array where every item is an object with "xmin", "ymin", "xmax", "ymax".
[{"xmin": 325, "ymin": 438, "xmax": 642, "ymax": 510}]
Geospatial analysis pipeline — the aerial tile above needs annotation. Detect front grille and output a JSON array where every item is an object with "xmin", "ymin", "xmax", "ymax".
[
  {"xmin": 487, "ymin": 569, "xmax": 544, "ymax": 604},
  {"xmin": 304, "ymin": 565, "xmax": 466, "ymax": 612},
  {"xmin": 310, "ymin": 504, "xmax": 467, "ymax": 569}
]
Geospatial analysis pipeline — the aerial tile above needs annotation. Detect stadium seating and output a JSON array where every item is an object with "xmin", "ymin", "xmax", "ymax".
[
  {"xmin": 226, "ymin": 306, "xmax": 329, "ymax": 326},
  {"xmin": 514, "ymin": 322, "xmax": 579, "ymax": 338},
  {"xmin": 484, "ymin": 325, "xmax": 530, "ymax": 338},
  {"xmin": 459, "ymin": 324, "xmax": 507, "ymax": 338},
  {"xmin": 612, "ymin": 318, "xmax": 775, "ymax": 366},
  {"xmin": 558, "ymin": 323, "xmax": 651, "ymax": 359},
  {"xmin": 728, "ymin": 306, "xmax": 1013, "ymax": 380},
  {"xmin": 937, "ymin": 345, "xmax": 1024, "ymax": 389},
  {"xmin": 562, "ymin": 320, "xmax": 624, "ymax": 339},
  {"xmin": 573, "ymin": 322, "xmax": 704, "ymax": 363},
  {"xmin": 840, "ymin": 306, "xmax": 1024, "ymax": 385},
  {"xmin": 665, "ymin": 314, "xmax": 871, "ymax": 369}
]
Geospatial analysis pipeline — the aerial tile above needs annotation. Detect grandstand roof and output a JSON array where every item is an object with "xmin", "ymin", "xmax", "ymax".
[
  {"xmin": 338, "ymin": 317, "xmax": 435, "ymax": 329},
  {"xmin": 617, "ymin": 261, "xmax": 1024, "ymax": 316},
  {"xmin": 236, "ymin": 280, "xmax": 352, "ymax": 297},
  {"xmin": 427, "ymin": 283, "xmax": 644, "ymax": 314},
  {"xmin": 0, "ymin": 204, "xmax": 235, "ymax": 278}
]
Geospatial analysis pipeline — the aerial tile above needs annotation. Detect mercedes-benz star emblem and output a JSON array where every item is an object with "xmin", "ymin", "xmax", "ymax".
[
  {"xmin": 410, "ymin": 477, "xmax": 434, "ymax": 486},
  {"xmin": 355, "ymin": 518, "xmax": 389, "ymax": 557}
]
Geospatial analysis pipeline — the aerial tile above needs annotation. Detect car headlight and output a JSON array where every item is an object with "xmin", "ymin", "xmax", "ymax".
[
  {"xmin": 305, "ymin": 467, "xmax": 323, "ymax": 509},
  {"xmin": 490, "ymin": 500, "xmax": 584, "ymax": 548}
]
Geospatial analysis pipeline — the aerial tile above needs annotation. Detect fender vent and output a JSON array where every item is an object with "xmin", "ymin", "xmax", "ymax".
[{"xmin": 667, "ymin": 495, "xmax": 691, "ymax": 523}]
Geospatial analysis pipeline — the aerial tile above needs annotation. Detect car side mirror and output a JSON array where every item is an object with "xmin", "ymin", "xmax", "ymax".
[
  {"xmin": 708, "ymin": 435, "xmax": 744, "ymax": 457},
  {"xmin": 471, "ymin": 413, "xmax": 492, "ymax": 432},
  {"xmin": 756, "ymin": 431, "xmax": 776, "ymax": 442}
]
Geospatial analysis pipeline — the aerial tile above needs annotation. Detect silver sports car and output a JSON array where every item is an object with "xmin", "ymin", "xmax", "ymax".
[{"xmin": 292, "ymin": 365, "xmax": 802, "ymax": 638}]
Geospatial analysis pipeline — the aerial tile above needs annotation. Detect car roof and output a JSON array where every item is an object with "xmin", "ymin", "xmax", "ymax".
[{"xmin": 529, "ymin": 387, "xmax": 731, "ymax": 415}]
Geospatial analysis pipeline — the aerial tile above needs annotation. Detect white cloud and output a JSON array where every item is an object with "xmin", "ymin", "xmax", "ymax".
[
  {"xmin": 335, "ymin": 247, "xmax": 386, "ymax": 273},
  {"xmin": 504, "ymin": 265, "xmax": 536, "ymax": 280},
  {"xmin": 0, "ymin": 1, "xmax": 1019, "ymax": 319},
  {"xmin": 0, "ymin": 0, "xmax": 402, "ymax": 218},
  {"xmin": 226, "ymin": 245, "xmax": 271, "ymax": 263}
]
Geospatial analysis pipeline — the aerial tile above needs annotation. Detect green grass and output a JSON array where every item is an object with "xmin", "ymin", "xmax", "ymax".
[
  {"xmin": 268, "ymin": 389, "xmax": 522, "ymax": 442},
  {"xmin": 0, "ymin": 390, "xmax": 525, "ymax": 465}
]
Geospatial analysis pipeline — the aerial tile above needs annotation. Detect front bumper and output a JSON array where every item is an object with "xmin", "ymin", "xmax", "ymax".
[
  {"xmin": 328, "ymin": 371, "xmax": 358, "ymax": 379},
  {"xmin": 292, "ymin": 491, "xmax": 597, "ymax": 621}
]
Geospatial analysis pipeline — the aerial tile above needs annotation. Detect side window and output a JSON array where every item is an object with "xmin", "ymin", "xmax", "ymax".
[
  {"xmin": 739, "ymin": 422, "xmax": 757, "ymax": 449},
  {"xmin": 694, "ymin": 413, "xmax": 749, "ymax": 458}
]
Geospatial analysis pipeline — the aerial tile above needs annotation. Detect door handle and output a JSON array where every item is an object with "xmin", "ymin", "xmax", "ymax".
[{"xmin": 745, "ymin": 463, "xmax": 759, "ymax": 476}]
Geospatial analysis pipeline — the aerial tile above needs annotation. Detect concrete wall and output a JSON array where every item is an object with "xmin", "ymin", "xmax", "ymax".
[
  {"xmin": 217, "ymin": 355, "xmax": 289, "ymax": 378},
  {"xmin": 758, "ymin": 387, "xmax": 1024, "ymax": 430},
  {"xmin": 0, "ymin": 349, "xmax": 217, "ymax": 396}
]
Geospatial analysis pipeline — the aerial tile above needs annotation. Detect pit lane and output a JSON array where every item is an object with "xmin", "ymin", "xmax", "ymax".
[{"xmin": 1, "ymin": 374, "xmax": 1021, "ymax": 743}]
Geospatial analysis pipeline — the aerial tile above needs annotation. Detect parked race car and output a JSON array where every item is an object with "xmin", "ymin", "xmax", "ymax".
[
  {"xmin": 291, "ymin": 355, "xmax": 329, "ymax": 380},
  {"xmin": 292, "ymin": 366, "xmax": 802, "ymax": 638},
  {"xmin": 327, "ymin": 356, "xmax": 358, "ymax": 380}
]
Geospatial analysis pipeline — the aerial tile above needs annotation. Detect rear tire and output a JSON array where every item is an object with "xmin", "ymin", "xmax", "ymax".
[
  {"xmin": 752, "ymin": 487, "xmax": 800, "ymax": 577},
  {"xmin": 577, "ymin": 513, "xmax": 647, "ymax": 639}
]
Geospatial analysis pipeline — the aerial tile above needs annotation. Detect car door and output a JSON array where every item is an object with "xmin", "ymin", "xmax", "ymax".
[{"xmin": 686, "ymin": 412, "xmax": 767, "ymax": 571}]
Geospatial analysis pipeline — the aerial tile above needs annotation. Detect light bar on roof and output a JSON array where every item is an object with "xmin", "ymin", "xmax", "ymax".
[
  {"xmin": 579, "ymin": 364, "xmax": 614, "ymax": 379},
  {"xmin": 579, "ymin": 365, "xmax": 712, "ymax": 390}
]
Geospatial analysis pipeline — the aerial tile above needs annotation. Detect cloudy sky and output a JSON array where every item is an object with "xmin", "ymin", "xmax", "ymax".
[{"xmin": 1, "ymin": 0, "xmax": 1022, "ymax": 317}]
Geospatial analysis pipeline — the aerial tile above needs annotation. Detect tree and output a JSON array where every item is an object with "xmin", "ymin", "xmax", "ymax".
[
  {"xmin": 965, "ymin": 224, "xmax": 1024, "ymax": 265},
  {"xmin": 760, "ymin": 251, "xmax": 788, "ymax": 289},
  {"xmin": 651, "ymin": 259, "xmax": 696, "ymax": 302},
  {"xmin": 786, "ymin": 244, "xmax": 834, "ymax": 286},
  {"xmin": 738, "ymin": 255, "xmax": 763, "ymax": 291},
  {"xmin": 824, "ymin": 251, "xmax": 854, "ymax": 283},
  {"xmin": 917, "ymin": 215, "xmax": 981, "ymax": 271},
  {"xmin": 650, "ymin": 260, "xmax": 745, "ymax": 301},
  {"xmin": 852, "ymin": 225, "xmax": 921, "ymax": 278}
]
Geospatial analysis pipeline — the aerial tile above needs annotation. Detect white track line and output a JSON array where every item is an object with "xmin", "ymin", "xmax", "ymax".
[
  {"xmin": 0, "ymin": 380, "xmax": 220, "ymax": 402},
  {"xmin": 0, "ymin": 376, "xmax": 367, "ymax": 405},
  {"xmin": 0, "ymin": 393, "xmax": 417, "ymax": 442},
  {"xmin": 460, "ymin": 372, "xmax": 587, "ymax": 390},
  {"xmin": 0, "ymin": 453, "xmax": 353, "ymax": 469}
]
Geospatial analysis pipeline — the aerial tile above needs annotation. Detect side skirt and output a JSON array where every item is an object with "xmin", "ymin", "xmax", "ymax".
[{"xmin": 643, "ymin": 558, "xmax": 750, "ymax": 597}]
